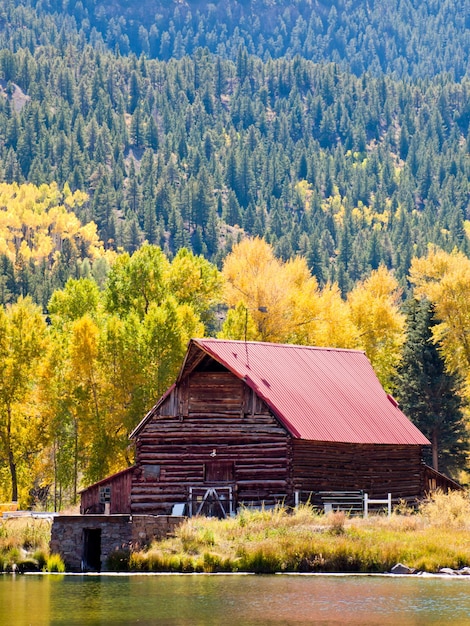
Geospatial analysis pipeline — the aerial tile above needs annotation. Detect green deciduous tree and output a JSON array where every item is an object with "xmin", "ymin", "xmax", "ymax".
[{"xmin": 105, "ymin": 244, "xmax": 170, "ymax": 318}]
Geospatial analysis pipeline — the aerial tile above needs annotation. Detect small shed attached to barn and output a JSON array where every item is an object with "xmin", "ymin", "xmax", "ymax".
[{"xmin": 80, "ymin": 338, "xmax": 457, "ymax": 519}]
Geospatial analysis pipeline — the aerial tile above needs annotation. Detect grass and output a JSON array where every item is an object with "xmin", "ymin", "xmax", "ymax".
[
  {"xmin": 0, "ymin": 516, "xmax": 53, "ymax": 572},
  {"xmin": 3, "ymin": 491, "xmax": 470, "ymax": 574},
  {"xmin": 123, "ymin": 492, "xmax": 470, "ymax": 574}
]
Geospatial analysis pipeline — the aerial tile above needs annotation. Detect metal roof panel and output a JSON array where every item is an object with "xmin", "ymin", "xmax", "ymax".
[{"xmin": 191, "ymin": 339, "xmax": 430, "ymax": 446}]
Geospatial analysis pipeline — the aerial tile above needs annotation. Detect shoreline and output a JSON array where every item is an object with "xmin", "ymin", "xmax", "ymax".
[{"xmin": 10, "ymin": 570, "xmax": 470, "ymax": 579}]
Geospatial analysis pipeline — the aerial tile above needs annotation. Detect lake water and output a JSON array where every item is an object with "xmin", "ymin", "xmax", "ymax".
[{"xmin": 1, "ymin": 573, "xmax": 470, "ymax": 625}]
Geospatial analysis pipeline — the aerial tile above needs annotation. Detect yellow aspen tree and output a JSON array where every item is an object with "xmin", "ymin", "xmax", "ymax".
[
  {"xmin": 0, "ymin": 297, "xmax": 47, "ymax": 503},
  {"xmin": 307, "ymin": 282, "xmax": 359, "ymax": 348},
  {"xmin": 221, "ymin": 238, "xmax": 317, "ymax": 342},
  {"xmin": 409, "ymin": 248, "xmax": 470, "ymax": 390},
  {"xmin": 221, "ymin": 237, "xmax": 358, "ymax": 346},
  {"xmin": 68, "ymin": 314, "xmax": 107, "ymax": 488},
  {"xmin": 44, "ymin": 298, "xmax": 135, "ymax": 497},
  {"xmin": 221, "ymin": 237, "xmax": 288, "ymax": 341},
  {"xmin": 347, "ymin": 265, "xmax": 405, "ymax": 390},
  {"xmin": 0, "ymin": 182, "xmax": 104, "ymax": 266},
  {"xmin": 41, "ymin": 277, "xmax": 105, "ymax": 502}
]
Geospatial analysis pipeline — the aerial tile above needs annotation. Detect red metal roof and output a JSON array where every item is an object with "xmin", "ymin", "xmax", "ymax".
[{"xmin": 188, "ymin": 339, "xmax": 430, "ymax": 446}]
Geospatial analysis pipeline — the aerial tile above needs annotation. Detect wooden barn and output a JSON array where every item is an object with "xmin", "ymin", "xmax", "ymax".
[{"xmin": 81, "ymin": 338, "xmax": 458, "ymax": 518}]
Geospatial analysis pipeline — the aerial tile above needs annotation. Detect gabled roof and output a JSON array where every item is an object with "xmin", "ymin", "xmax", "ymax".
[
  {"xmin": 132, "ymin": 338, "xmax": 430, "ymax": 446},
  {"xmin": 79, "ymin": 466, "xmax": 135, "ymax": 494}
]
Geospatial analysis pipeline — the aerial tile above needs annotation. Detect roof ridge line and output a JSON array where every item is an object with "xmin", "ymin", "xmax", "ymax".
[{"xmin": 196, "ymin": 338, "xmax": 364, "ymax": 353}]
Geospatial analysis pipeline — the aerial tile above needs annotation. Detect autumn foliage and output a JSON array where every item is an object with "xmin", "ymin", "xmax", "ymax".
[{"xmin": 0, "ymin": 190, "xmax": 469, "ymax": 508}]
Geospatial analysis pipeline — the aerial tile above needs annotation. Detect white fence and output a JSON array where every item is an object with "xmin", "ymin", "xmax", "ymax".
[
  {"xmin": 295, "ymin": 490, "xmax": 393, "ymax": 517},
  {"xmin": 363, "ymin": 493, "xmax": 392, "ymax": 518}
]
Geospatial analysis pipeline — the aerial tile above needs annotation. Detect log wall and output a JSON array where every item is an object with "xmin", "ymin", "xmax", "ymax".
[
  {"xmin": 292, "ymin": 440, "xmax": 425, "ymax": 500},
  {"xmin": 131, "ymin": 370, "xmax": 291, "ymax": 515}
]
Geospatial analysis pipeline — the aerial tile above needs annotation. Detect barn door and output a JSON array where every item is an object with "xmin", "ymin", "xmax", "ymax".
[
  {"xmin": 188, "ymin": 486, "xmax": 234, "ymax": 518},
  {"xmin": 83, "ymin": 528, "xmax": 101, "ymax": 572}
]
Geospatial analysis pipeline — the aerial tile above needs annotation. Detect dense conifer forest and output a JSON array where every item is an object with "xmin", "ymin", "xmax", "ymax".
[
  {"xmin": 0, "ymin": 0, "xmax": 469, "ymax": 507},
  {"xmin": 0, "ymin": 0, "xmax": 469, "ymax": 305}
]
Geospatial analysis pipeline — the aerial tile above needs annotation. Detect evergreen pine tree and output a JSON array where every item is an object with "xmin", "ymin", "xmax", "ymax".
[{"xmin": 395, "ymin": 299, "xmax": 468, "ymax": 478}]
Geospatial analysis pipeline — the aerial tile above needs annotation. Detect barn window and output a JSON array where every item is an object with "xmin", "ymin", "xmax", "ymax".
[
  {"xmin": 143, "ymin": 465, "xmax": 161, "ymax": 480},
  {"xmin": 99, "ymin": 486, "xmax": 111, "ymax": 504},
  {"xmin": 204, "ymin": 461, "xmax": 234, "ymax": 483}
]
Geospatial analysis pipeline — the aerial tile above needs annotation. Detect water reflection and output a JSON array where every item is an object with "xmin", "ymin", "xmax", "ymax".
[{"xmin": 1, "ymin": 573, "xmax": 470, "ymax": 625}]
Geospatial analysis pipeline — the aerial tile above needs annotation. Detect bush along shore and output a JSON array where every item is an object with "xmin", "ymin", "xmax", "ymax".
[{"xmin": 2, "ymin": 491, "xmax": 470, "ymax": 575}]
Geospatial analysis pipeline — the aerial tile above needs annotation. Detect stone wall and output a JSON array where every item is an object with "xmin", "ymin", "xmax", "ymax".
[
  {"xmin": 130, "ymin": 514, "xmax": 182, "ymax": 545},
  {"xmin": 50, "ymin": 514, "xmax": 184, "ymax": 572}
]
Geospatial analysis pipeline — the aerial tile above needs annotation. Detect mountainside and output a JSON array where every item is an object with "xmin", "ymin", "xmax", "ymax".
[
  {"xmin": 0, "ymin": 0, "xmax": 468, "ymax": 306},
  {"xmin": 31, "ymin": 0, "xmax": 470, "ymax": 78},
  {"xmin": 1, "ymin": 0, "xmax": 470, "ymax": 506}
]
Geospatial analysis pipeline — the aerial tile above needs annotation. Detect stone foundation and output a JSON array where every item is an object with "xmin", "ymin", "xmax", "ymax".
[{"xmin": 50, "ymin": 514, "xmax": 184, "ymax": 572}]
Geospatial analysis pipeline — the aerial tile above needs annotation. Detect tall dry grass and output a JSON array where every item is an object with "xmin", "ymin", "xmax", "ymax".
[
  {"xmin": 123, "ymin": 492, "xmax": 470, "ymax": 574},
  {"xmin": 3, "ymin": 492, "xmax": 470, "ymax": 574},
  {"xmin": 0, "ymin": 516, "xmax": 52, "ymax": 571}
]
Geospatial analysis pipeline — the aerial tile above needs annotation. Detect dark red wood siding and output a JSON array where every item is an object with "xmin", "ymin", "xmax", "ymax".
[
  {"xmin": 423, "ymin": 464, "xmax": 462, "ymax": 492},
  {"xmin": 80, "ymin": 467, "xmax": 134, "ymax": 514}
]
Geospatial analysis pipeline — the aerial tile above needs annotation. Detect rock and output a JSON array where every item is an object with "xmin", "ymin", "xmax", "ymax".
[
  {"xmin": 438, "ymin": 567, "xmax": 459, "ymax": 575},
  {"xmin": 389, "ymin": 563, "xmax": 416, "ymax": 575}
]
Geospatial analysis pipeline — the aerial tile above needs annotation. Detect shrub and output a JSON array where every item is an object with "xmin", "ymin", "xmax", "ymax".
[
  {"xmin": 419, "ymin": 490, "xmax": 470, "ymax": 529},
  {"xmin": 7, "ymin": 547, "xmax": 21, "ymax": 564},
  {"xmin": 32, "ymin": 550, "xmax": 47, "ymax": 571},
  {"xmin": 201, "ymin": 529, "xmax": 215, "ymax": 546},
  {"xmin": 176, "ymin": 522, "xmax": 201, "ymax": 554},
  {"xmin": 107, "ymin": 548, "xmax": 131, "ymax": 571},
  {"xmin": 18, "ymin": 558, "xmax": 40, "ymax": 572},
  {"xmin": 128, "ymin": 551, "xmax": 147, "ymax": 571},
  {"xmin": 237, "ymin": 543, "xmax": 282, "ymax": 573},
  {"xmin": 0, "ymin": 518, "xmax": 51, "ymax": 555},
  {"xmin": 327, "ymin": 511, "xmax": 346, "ymax": 535},
  {"xmin": 202, "ymin": 552, "xmax": 224, "ymax": 572},
  {"xmin": 45, "ymin": 553, "xmax": 65, "ymax": 573}
]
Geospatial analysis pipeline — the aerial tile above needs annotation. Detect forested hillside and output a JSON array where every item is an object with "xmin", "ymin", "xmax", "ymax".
[
  {"xmin": 0, "ymin": 0, "xmax": 469, "ymax": 306},
  {"xmin": 26, "ymin": 0, "xmax": 470, "ymax": 78},
  {"xmin": 0, "ymin": 1, "xmax": 470, "ymax": 507}
]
